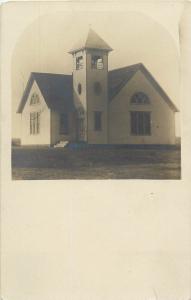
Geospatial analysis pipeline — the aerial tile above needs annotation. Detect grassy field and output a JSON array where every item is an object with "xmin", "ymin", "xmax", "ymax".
[{"xmin": 12, "ymin": 145, "xmax": 181, "ymax": 180}]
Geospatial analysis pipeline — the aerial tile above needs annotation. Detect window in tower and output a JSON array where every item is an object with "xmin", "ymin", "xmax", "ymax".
[
  {"xmin": 94, "ymin": 82, "xmax": 102, "ymax": 95},
  {"xmin": 76, "ymin": 56, "xmax": 83, "ymax": 70},
  {"xmin": 94, "ymin": 111, "xmax": 102, "ymax": 131},
  {"xmin": 91, "ymin": 55, "xmax": 104, "ymax": 69}
]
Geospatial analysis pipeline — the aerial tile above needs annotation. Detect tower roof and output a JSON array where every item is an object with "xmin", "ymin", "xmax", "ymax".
[{"xmin": 69, "ymin": 28, "xmax": 112, "ymax": 53}]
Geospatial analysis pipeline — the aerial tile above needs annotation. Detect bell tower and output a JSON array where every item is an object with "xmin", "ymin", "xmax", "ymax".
[{"xmin": 69, "ymin": 29, "xmax": 112, "ymax": 144}]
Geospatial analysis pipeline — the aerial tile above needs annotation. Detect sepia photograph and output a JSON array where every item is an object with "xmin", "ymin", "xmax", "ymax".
[
  {"xmin": 11, "ymin": 2, "xmax": 181, "ymax": 179},
  {"xmin": 2, "ymin": 3, "xmax": 191, "ymax": 300}
]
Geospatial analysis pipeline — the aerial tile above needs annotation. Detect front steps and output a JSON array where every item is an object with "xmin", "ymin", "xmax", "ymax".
[{"xmin": 54, "ymin": 140, "xmax": 69, "ymax": 148}]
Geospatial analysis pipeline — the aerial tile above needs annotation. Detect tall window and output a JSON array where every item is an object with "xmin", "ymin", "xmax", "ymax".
[
  {"xmin": 91, "ymin": 55, "xmax": 103, "ymax": 69},
  {"xmin": 78, "ymin": 83, "xmax": 82, "ymax": 94},
  {"xmin": 76, "ymin": 56, "xmax": 83, "ymax": 70},
  {"xmin": 30, "ymin": 112, "xmax": 40, "ymax": 135},
  {"xmin": 60, "ymin": 113, "xmax": 69, "ymax": 135},
  {"xmin": 94, "ymin": 82, "xmax": 102, "ymax": 95},
  {"xmin": 131, "ymin": 92, "xmax": 150, "ymax": 105},
  {"xmin": 78, "ymin": 118, "xmax": 85, "ymax": 140},
  {"xmin": 94, "ymin": 111, "xmax": 102, "ymax": 131},
  {"xmin": 130, "ymin": 111, "xmax": 151, "ymax": 136}
]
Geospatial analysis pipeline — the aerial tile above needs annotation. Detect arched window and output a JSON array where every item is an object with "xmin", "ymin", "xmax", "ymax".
[
  {"xmin": 30, "ymin": 93, "xmax": 40, "ymax": 105},
  {"xmin": 131, "ymin": 92, "xmax": 150, "ymax": 104}
]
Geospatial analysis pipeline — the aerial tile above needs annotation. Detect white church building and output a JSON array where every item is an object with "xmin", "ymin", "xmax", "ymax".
[{"xmin": 17, "ymin": 29, "xmax": 178, "ymax": 146}]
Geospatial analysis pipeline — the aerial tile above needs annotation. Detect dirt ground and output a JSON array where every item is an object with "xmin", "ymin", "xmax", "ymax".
[{"xmin": 12, "ymin": 145, "xmax": 181, "ymax": 180}]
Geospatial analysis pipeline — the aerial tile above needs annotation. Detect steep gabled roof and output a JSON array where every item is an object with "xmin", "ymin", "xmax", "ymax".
[
  {"xmin": 17, "ymin": 72, "xmax": 74, "ymax": 113},
  {"xmin": 139, "ymin": 64, "xmax": 179, "ymax": 112},
  {"xmin": 18, "ymin": 64, "xmax": 179, "ymax": 114},
  {"xmin": 108, "ymin": 63, "xmax": 141, "ymax": 100},
  {"xmin": 69, "ymin": 28, "xmax": 112, "ymax": 54},
  {"xmin": 108, "ymin": 63, "xmax": 179, "ymax": 112}
]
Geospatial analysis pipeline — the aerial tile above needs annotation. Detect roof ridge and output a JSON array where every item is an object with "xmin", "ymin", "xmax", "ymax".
[
  {"xmin": 109, "ymin": 63, "xmax": 142, "ymax": 74},
  {"xmin": 32, "ymin": 72, "xmax": 72, "ymax": 76}
]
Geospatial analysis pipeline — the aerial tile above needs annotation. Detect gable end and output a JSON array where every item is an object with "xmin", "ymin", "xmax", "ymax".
[
  {"xmin": 139, "ymin": 64, "xmax": 179, "ymax": 112},
  {"xmin": 17, "ymin": 73, "xmax": 35, "ymax": 113},
  {"xmin": 109, "ymin": 63, "xmax": 179, "ymax": 113}
]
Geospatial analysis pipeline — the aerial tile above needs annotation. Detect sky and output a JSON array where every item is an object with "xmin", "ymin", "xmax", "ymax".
[{"xmin": 11, "ymin": 2, "xmax": 182, "ymax": 138}]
